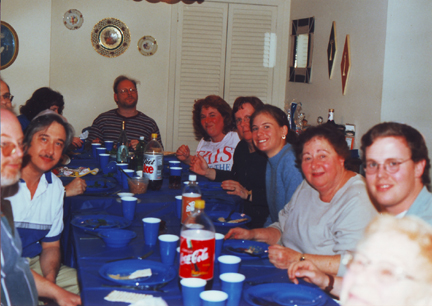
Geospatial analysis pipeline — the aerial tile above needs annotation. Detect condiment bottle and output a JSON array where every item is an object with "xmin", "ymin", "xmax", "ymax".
[
  {"xmin": 327, "ymin": 109, "xmax": 336, "ymax": 125},
  {"xmin": 179, "ymin": 199, "xmax": 215, "ymax": 289},
  {"xmin": 135, "ymin": 136, "xmax": 146, "ymax": 171},
  {"xmin": 144, "ymin": 133, "xmax": 164, "ymax": 190},
  {"xmin": 181, "ymin": 175, "xmax": 201, "ymax": 223}
]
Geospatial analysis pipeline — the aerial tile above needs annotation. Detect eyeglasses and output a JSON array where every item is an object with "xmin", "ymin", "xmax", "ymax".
[
  {"xmin": 364, "ymin": 158, "xmax": 411, "ymax": 174},
  {"xmin": 235, "ymin": 116, "xmax": 251, "ymax": 126},
  {"xmin": 343, "ymin": 251, "xmax": 416, "ymax": 284},
  {"xmin": 1, "ymin": 93, "xmax": 14, "ymax": 102},
  {"xmin": 118, "ymin": 88, "xmax": 137, "ymax": 95},
  {"xmin": 0, "ymin": 142, "xmax": 23, "ymax": 157}
]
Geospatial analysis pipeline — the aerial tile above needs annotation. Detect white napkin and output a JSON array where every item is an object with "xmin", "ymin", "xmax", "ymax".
[
  {"xmin": 80, "ymin": 130, "xmax": 89, "ymax": 140},
  {"xmin": 104, "ymin": 291, "xmax": 167, "ymax": 306}
]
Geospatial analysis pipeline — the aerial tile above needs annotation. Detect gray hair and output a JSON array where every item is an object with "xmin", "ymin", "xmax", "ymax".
[{"xmin": 24, "ymin": 112, "xmax": 74, "ymax": 154}]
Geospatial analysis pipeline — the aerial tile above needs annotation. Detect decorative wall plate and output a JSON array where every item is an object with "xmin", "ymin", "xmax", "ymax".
[
  {"xmin": 341, "ymin": 35, "xmax": 351, "ymax": 95},
  {"xmin": 1, "ymin": 21, "xmax": 19, "ymax": 70},
  {"xmin": 91, "ymin": 18, "xmax": 131, "ymax": 58},
  {"xmin": 63, "ymin": 9, "xmax": 84, "ymax": 30},
  {"xmin": 137, "ymin": 36, "xmax": 158, "ymax": 56}
]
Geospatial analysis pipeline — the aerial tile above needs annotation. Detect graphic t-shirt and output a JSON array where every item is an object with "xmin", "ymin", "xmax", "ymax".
[{"xmin": 196, "ymin": 131, "xmax": 240, "ymax": 171}]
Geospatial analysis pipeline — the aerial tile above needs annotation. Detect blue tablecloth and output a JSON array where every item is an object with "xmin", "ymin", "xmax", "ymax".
[{"xmin": 64, "ymin": 151, "xmax": 338, "ymax": 306}]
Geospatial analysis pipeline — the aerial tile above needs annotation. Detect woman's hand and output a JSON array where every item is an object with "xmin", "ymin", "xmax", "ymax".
[
  {"xmin": 176, "ymin": 145, "xmax": 191, "ymax": 164},
  {"xmin": 221, "ymin": 180, "xmax": 249, "ymax": 200},
  {"xmin": 71, "ymin": 137, "xmax": 83, "ymax": 148},
  {"xmin": 225, "ymin": 227, "xmax": 254, "ymax": 240},
  {"xmin": 190, "ymin": 155, "xmax": 208, "ymax": 176},
  {"xmin": 65, "ymin": 178, "xmax": 86, "ymax": 197},
  {"xmin": 268, "ymin": 245, "xmax": 301, "ymax": 269},
  {"xmin": 288, "ymin": 260, "xmax": 328, "ymax": 287}
]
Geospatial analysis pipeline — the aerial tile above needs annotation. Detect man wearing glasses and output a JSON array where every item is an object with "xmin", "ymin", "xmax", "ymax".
[
  {"xmin": 87, "ymin": 75, "xmax": 163, "ymax": 149},
  {"xmin": 1, "ymin": 78, "xmax": 14, "ymax": 109},
  {"xmin": 361, "ymin": 122, "xmax": 432, "ymax": 225}
]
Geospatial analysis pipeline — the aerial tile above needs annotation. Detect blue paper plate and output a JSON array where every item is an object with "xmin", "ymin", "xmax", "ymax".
[
  {"xmin": 71, "ymin": 214, "xmax": 131, "ymax": 231},
  {"xmin": 99, "ymin": 259, "xmax": 177, "ymax": 286},
  {"xmin": 244, "ymin": 283, "xmax": 328, "ymax": 306},
  {"xmin": 85, "ymin": 178, "xmax": 116, "ymax": 193},
  {"xmin": 223, "ymin": 239, "xmax": 269, "ymax": 260},
  {"xmin": 206, "ymin": 211, "xmax": 251, "ymax": 227}
]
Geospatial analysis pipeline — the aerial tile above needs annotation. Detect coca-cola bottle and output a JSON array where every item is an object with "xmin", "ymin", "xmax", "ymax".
[
  {"xmin": 144, "ymin": 133, "xmax": 163, "ymax": 190},
  {"xmin": 179, "ymin": 199, "xmax": 215, "ymax": 290},
  {"xmin": 181, "ymin": 175, "xmax": 201, "ymax": 223}
]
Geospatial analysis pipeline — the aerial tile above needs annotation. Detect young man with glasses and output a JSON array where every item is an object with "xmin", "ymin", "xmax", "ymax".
[
  {"xmin": 87, "ymin": 75, "xmax": 163, "ymax": 149},
  {"xmin": 1, "ymin": 78, "xmax": 14, "ymax": 109}
]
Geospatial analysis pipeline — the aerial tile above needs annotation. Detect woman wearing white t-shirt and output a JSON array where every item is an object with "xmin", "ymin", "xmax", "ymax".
[{"xmin": 176, "ymin": 95, "xmax": 240, "ymax": 171}]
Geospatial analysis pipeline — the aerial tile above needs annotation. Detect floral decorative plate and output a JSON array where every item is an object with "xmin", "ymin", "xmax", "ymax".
[
  {"xmin": 91, "ymin": 18, "xmax": 131, "ymax": 58},
  {"xmin": 63, "ymin": 9, "xmax": 84, "ymax": 30},
  {"xmin": 137, "ymin": 36, "xmax": 158, "ymax": 56}
]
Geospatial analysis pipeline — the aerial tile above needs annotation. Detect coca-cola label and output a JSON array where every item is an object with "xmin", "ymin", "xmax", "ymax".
[
  {"xmin": 144, "ymin": 154, "xmax": 163, "ymax": 180},
  {"xmin": 182, "ymin": 194, "xmax": 201, "ymax": 223},
  {"xmin": 179, "ymin": 231, "xmax": 215, "ymax": 280}
]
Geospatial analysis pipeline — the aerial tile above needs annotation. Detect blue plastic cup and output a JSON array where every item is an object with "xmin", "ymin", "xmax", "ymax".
[
  {"xmin": 220, "ymin": 273, "xmax": 245, "ymax": 306},
  {"xmin": 103, "ymin": 161, "xmax": 117, "ymax": 175},
  {"xmin": 218, "ymin": 255, "xmax": 241, "ymax": 274},
  {"xmin": 215, "ymin": 233, "xmax": 224, "ymax": 260},
  {"xmin": 104, "ymin": 140, "xmax": 114, "ymax": 152},
  {"xmin": 181, "ymin": 278, "xmax": 206, "ymax": 306},
  {"xmin": 91, "ymin": 143, "xmax": 101, "ymax": 158},
  {"xmin": 169, "ymin": 160, "xmax": 181, "ymax": 168},
  {"xmin": 175, "ymin": 195, "xmax": 182, "ymax": 218},
  {"xmin": 200, "ymin": 290, "xmax": 228, "ymax": 306},
  {"xmin": 121, "ymin": 196, "xmax": 137, "ymax": 220},
  {"xmin": 99, "ymin": 153, "xmax": 110, "ymax": 169},
  {"xmin": 116, "ymin": 163, "xmax": 128, "ymax": 183},
  {"xmin": 142, "ymin": 217, "xmax": 161, "ymax": 245},
  {"xmin": 122, "ymin": 169, "xmax": 135, "ymax": 190},
  {"xmin": 158, "ymin": 234, "xmax": 179, "ymax": 265}
]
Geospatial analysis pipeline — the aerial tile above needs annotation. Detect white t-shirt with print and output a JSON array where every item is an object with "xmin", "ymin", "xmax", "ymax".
[{"xmin": 196, "ymin": 131, "xmax": 240, "ymax": 171}]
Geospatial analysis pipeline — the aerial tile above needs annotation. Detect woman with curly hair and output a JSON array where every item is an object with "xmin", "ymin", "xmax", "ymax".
[
  {"xmin": 176, "ymin": 95, "xmax": 240, "ymax": 171},
  {"xmin": 18, "ymin": 87, "xmax": 82, "ymax": 148}
]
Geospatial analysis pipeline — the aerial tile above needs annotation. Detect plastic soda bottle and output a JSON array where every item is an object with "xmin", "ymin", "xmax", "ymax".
[
  {"xmin": 181, "ymin": 175, "xmax": 201, "ymax": 223},
  {"xmin": 144, "ymin": 133, "xmax": 163, "ymax": 190},
  {"xmin": 179, "ymin": 199, "xmax": 215, "ymax": 284}
]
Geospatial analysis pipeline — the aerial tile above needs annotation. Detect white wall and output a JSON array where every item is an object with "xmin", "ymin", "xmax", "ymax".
[
  {"xmin": 381, "ymin": 0, "xmax": 432, "ymax": 158},
  {"xmin": 286, "ymin": 0, "xmax": 389, "ymax": 150},
  {"xmin": 1, "ymin": 0, "xmax": 52, "ymax": 106},
  {"xmin": 2, "ymin": 0, "xmax": 172, "ymax": 147}
]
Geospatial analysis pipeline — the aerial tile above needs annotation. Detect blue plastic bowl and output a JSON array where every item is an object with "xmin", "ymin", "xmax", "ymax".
[{"xmin": 98, "ymin": 229, "xmax": 137, "ymax": 248}]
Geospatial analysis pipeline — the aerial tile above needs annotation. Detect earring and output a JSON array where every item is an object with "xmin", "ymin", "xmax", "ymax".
[{"xmin": 282, "ymin": 135, "xmax": 286, "ymax": 140}]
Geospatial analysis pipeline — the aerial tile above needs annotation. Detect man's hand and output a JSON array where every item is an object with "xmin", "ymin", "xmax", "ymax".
[
  {"xmin": 268, "ymin": 245, "xmax": 301, "ymax": 269},
  {"xmin": 92, "ymin": 138, "xmax": 101, "ymax": 143},
  {"xmin": 221, "ymin": 180, "xmax": 249, "ymax": 200},
  {"xmin": 65, "ymin": 178, "xmax": 86, "ymax": 197},
  {"xmin": 53, "ymin": 287, "xmax": 82, "ymax": 306},
  {"xmin": 176, "ymin": 145, "xmax": 191, "ymax": 164},
  {"xmin": 225, "ymin": 227, "xmax": 254, "ymax": 240},
  {"xmin": 129, "ymin": 139, "xmax": 139, "ymax": 150},
  {"xmin": 71, "ymin": 137, "xmax": 83, "ymax": 148},
  {"xmin": 32, "ymin": 271, "xmax": 81, "ymax": 306}
]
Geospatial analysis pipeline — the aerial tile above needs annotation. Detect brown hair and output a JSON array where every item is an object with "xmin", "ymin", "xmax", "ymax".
[
  {"xmin": 192, "ymin": 95, "xmax": 233, "ymax": 141},
  {"xmin": 361, "ymin": 122, "xmax": 431, "ymax": 189}
]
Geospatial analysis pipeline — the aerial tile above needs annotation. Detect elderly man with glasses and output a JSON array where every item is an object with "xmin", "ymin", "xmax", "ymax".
[
  {"xmin": 87, "ymin": 75, "xmax": 163, "ymax": 149},
  {"xmin": 1, "ymin": 78, "xmax": 14, "ymax": 109}
]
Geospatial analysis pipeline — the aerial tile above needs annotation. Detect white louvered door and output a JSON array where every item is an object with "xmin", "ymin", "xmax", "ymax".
[{"xmin": 172, "ymin": 1, "xmax": 278, "ymax": 152}]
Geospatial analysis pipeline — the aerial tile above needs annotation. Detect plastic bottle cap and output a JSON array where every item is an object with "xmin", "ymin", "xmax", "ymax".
[
  {"xmin": 194, "ymin": 199, "xmax": 205, "ymax": 209},
  {"xmin": 151, "ymin": 133, "xmax": 158, "ymax": 139},
  {"xmin": 189, "ymin": 174, "xmax": 197, "ymax": 181},
  {"xmin": 140, "ymin": 136, "xmax": 144, "ymax": 140}
]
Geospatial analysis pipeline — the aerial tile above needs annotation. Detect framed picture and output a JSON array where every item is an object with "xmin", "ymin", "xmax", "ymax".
[{"xmin": 1, "ymin": 21, "xmax": 19, "ymax": 70}]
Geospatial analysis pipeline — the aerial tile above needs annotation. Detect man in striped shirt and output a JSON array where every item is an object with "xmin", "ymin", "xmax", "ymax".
[{"xmin": 87, "ymin": 75, "xmax": 163, "ymax": 149}]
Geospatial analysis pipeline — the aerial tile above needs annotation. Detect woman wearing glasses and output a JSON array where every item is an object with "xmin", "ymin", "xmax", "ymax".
[
  {"xmin": 188, "ymin": 96, "xmax": 270, "ymax": 228},
  {"xmin": 289, "ymin": 215, "xmax": 432, "ymax": 306},
  {"xmin": 226, "ymin": 124, "xmax": 377, "ymax": 276}
]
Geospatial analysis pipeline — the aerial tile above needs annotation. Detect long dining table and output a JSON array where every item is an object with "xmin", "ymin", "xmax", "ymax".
[{"xmin": 61, "ymin": 150, "xmax": 338, "ymax": 306}]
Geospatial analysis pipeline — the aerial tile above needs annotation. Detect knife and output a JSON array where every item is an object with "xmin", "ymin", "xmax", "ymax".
[
  {"xmin": 249, "ymin": 296, "xmax": 283, "ymax": 306},
  {"xmin": 106, "ymin": 250, "xmax": 154, "ymax": 263},
  {"xmin": 226, "ymin": 246, "xmax": 268, "ymax": 258}
]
